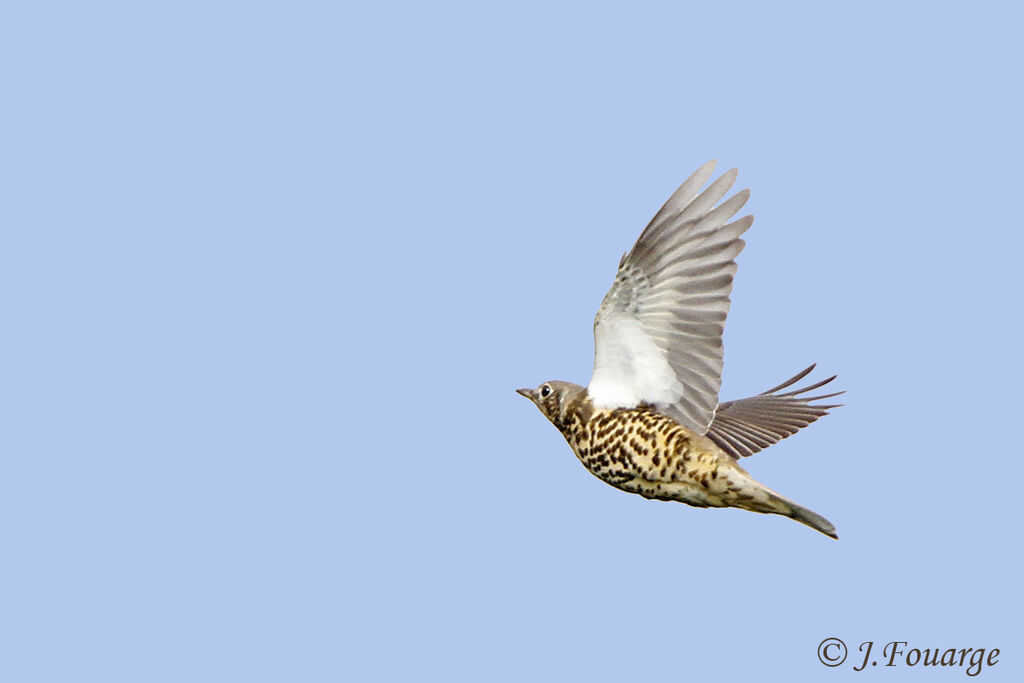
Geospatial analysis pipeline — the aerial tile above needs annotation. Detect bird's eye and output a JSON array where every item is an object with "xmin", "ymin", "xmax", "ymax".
[{"xmin": 540, "ymin": 384, "xmax": 552, "ymax": 398}]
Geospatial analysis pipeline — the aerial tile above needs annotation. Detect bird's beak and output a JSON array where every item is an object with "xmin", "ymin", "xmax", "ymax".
[{"xmin": 516, "ymin": 387, "xmax": 537, "ymax": 402}]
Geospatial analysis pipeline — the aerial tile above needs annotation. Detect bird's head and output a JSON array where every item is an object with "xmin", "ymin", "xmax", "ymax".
[{"xmin": 516, "ymin": 381, "xmax": 587, "ymax": 428}]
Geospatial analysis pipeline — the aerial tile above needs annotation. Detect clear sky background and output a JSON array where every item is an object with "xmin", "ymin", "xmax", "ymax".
[{"xmin": 3, "ymin": 2, "xmax": 1022, "ymax": 681}]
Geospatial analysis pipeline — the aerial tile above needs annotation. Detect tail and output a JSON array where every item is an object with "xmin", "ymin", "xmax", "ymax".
[
  {"xmin": 720, "ymin": 465, "xmax": 839, "ymax": 539},
  {"xmin": 755, "ymin": 485, "xmax": 838, "ymax": 539},
  {"xmin": 782, "ymin": 499, "xmax": 838, "ymax": 539}
]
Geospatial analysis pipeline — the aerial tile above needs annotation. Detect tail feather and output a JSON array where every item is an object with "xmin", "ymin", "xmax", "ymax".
[
  {"xmin": 720, "ymin": 465, "xmax": 838, "ymax": 539},
  {"xmin": 784, "ymin": 500, "xmax": 838, "ymax": 539}
]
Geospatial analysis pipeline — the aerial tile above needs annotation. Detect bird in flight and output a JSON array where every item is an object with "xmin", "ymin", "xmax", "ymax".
[{"xmin": 517, "ymin": 161, "xmax": 841, "ymax": 538}]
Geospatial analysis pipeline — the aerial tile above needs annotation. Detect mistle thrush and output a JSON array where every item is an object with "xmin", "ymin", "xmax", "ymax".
[{"xmin": 517, "ymin": 161, "xmax": 841, "ymax": 538}]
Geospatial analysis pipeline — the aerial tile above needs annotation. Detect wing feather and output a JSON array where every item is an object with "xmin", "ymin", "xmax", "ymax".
[
  {"xmin": 588, "ymin": 162, "xmax": 752, "ymax": 432},
  {"xmin": 706, "ymin": 365, "xmax": 844, "ymax": 458}
]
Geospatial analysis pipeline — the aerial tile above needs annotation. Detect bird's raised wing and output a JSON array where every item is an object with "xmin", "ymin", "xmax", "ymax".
[
  {"xmin": 706, "ymin": 365, "xmax": 844, "ymax": 458},
  {"xmin": 588, "ymin": 161, "xmax": 753, "ymax": 433}
]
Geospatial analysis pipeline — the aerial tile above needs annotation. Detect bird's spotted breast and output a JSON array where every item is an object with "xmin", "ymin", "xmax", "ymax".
[{"xmin": 558, "ymin": 404, "xmax": 721, "ymax": 500}]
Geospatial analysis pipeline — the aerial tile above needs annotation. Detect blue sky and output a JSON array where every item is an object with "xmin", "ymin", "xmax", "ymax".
[{"xmin": 3, "ymin": 2, "xmax": 1022, "ymax": 681}]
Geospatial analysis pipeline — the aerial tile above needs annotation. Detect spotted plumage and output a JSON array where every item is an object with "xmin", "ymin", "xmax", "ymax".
[{"xmin": 518, "ymin": 161, "xmax": 841, "ymax": 538}]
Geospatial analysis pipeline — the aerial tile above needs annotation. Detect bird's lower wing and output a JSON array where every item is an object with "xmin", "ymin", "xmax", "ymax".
[{"xmin": 705, "ymin": 364, "xmax": 843, "ymax": 458}]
